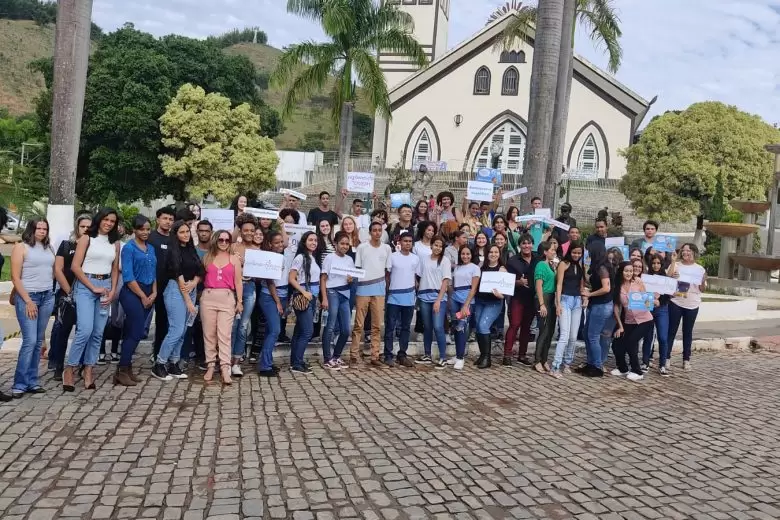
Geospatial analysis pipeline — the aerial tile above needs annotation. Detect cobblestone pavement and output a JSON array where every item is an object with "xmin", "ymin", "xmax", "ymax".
[{"xmin": 1, "ymin": 346, "xmax": 780, "ymax": 520}]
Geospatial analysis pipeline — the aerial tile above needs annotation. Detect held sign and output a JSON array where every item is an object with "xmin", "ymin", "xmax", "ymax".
[
  {"xmin": 466, "ymin": 180, "xmax": 494, "ymax": 202},
  {"xmin": 331, "ymin": 265, "xmax": 366, "ymax": 279},
  {"xmin": 201, "ymin": 209, "xmax": 235, "ymax": 232},
  {"xmin": 478, "ymin": 271, "xmax": 516, "ymax": 296},
  {"xmin": 346, "ymin": 172, "xmax": 375, "ymax": 193},
  {"xmin": 243, "ymin": 250, "xmax": 284, "ymax": 279}
]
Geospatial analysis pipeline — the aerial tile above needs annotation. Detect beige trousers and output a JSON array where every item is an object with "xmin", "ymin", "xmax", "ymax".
[
  {"xmin": 200, "ymin": 289, "xmax": 235, "ymax": 366},
  {"xmin": 350, "ymin": 295, "xmax": 385, "ymax": 360}
]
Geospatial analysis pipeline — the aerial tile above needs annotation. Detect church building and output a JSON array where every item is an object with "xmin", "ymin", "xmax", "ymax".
[{"xmin": 370, "ymin": 1, "xmax": 652, "ymax": 180}]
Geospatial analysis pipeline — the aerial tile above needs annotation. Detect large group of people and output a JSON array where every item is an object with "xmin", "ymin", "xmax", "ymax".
[{"xmin": 1, "ymin": 188, "xmax": 706, "ymax": 400}]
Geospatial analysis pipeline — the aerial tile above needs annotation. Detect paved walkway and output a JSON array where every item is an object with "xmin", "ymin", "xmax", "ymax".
[{"xmin": 1, "ymin": 341, "xmax": 780, "ymax": 519}]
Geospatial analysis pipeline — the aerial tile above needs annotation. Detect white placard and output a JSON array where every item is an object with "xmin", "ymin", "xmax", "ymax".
[
  {"xmin": 280, "ymin": 188, "xmax": 307, "ymax": 200},
  {"xmin": 605, "ymin": 237, "xmax": 625, "ymax": 248},
  {"xmin": 545, "ymin": 217, "xmax": 570, "ymax": 231},
  {"xmin": 534, "ymin": 208, "xmax": 552, "ymax": 218},
  {"xmin": 331, "ymin": 265, "xmax": 366, "ymax": 279},
  {"xmin": 641, "ymin": 274, "xmax": 678, "ymax": 295},
  {"xmin": 502, "ymin": 187, "xmax": 528, "ymax": 200},
  {"xmin": 284, "ymin": 223, "xmax": 315, "ymax": 233},
  {"xmin": 478, "ymin": 271, "xmax": 516, "ymax": 296},
  {"xmin": 467, "ymin": 180, "xmax": 494, "ymax": 202},
  {"xmin": 243, "ymin": 249, "xmax": 284, "ymax": 279},
  {"xmin": 677, "ymin": 264, "xmax": 704, "ymax": 285},
  {"xmin": 201, "ymin": 209, "xmax": 235, "ymax": 232},
  {"xmin": 245, "ymin": 207, "xmax": 279, "ymax": 220},
  {"xmin": 514, "ymin": 214, "xmax": 537, "ymax": 222},
  {"xmin": 346, "ymin": 172, "xmax": 375, "ymax": 193}
]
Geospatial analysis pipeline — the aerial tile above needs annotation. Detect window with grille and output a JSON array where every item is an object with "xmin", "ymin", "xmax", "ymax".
[
  {"xmin": 501, "ymin": 67, "xmax": 518, "ymax": 95},
  {"xmin": 414, "ymin": 130, "xmax": 431, "ymax": 163},
  {"xmin": 473, "ymin": 67, "xmax": 491, "ymax": 95},
  {"xmin": 577, "ymin": 134, "xmax": 599, "ymax": 172},
  {"xmin": 473, "ymin": 122, "xmax": 526, "ymax": 175},
  {"xmin": 499, "ymin": 50, "xmax": 526, "ymax": 63}
]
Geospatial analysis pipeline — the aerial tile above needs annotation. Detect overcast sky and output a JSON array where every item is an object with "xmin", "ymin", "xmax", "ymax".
[{"xmin": 91, "ymin": 0, "xmax": 780, "ymax": 125}]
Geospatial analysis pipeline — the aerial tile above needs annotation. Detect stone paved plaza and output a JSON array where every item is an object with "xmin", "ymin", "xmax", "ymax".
[{"xmin": 1, "ymin": 348, "xmax": 780, "ymax": 520}]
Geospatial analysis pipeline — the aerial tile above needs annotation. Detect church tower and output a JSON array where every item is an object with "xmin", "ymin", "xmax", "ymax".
[{"xmin": 379, "ymin": 0, "xmax": 450, "ymax": 89}]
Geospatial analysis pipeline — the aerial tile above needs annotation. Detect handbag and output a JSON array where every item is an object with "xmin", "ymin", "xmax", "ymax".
[{"xmin": 290, "ymin": 281, "xmax": 312, "ymax": 311}]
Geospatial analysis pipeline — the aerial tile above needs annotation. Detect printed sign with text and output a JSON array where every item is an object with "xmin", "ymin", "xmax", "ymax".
[
  {"xmin": 243, "ymin": 250, "xmax": 284, "ymax": 279},
  {"xmin": 466, "ymin": 180, "xmax": 494, "ymax": 202},
  {"xmin": 346, "ymin": 172, "xmax": 375, "ymax": 193},
  {"xmin": 478, "ymin": 271, "xmax": 516, "ymax": 296},
  {"xmin": 628, "ymin": 291, "xmax": 655, "ymax": 311},
  {"xmin": 200, "ymin": 209, "xmax": 235, "ymax": 232}
]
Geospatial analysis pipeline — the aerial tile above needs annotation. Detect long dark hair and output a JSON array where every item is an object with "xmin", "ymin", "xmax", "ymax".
[
  {"xmin": 88, "ymin": 208, "xmax": 120, "ymax": 243},
  {"xmin": 295, "ymin": 231, "xmax": 320, "ymax": 284},
  {"xmin": 562, "ymin": 241, "xmax": 584, "ymax": 277},
  {"xmin": 471, "ymin": 230, "xmax": 490, "ymax": 265},
  {"xmin": 646, "ymin": 252, "xmax": 667, "ymax": 276},
  {"xmin": 416, "ymin": 220, "xmax": 437, "ymax": 242},
  {"xmin": 167, "ymin": 220, "xmax": 203, "ymax": 279},
  {"xmin": 412, "ymin": 199, "xmax": 428, "ymax": 224},
  {"xmin": 21, "ymin": 217, "xmax": 51, "ymax": 249},
  {"xmin": 457, "ymin": 244, "xmax": 472, "ymax": 266},
  {"xmin": 430, "ymin": 236, "xmax": 445, "ymax": 266},
  {"xmin": 482, "ymin": 244, "xmax": 505, "ymax": 271},
  {"xmin": 613, "ymin": 261, "xmax": 634, "ymax": 305}
]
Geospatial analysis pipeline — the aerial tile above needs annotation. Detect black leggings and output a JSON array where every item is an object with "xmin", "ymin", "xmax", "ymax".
[{"xmin": 613, "ymin": 321, "xmax": 653, "ymax": 375}]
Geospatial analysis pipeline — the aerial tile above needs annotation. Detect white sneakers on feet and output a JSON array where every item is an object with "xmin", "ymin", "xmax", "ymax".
[
  {"xmin": 683, "ymin": 360, "xmax": 691, "ymax": 371},
  {"xmin": 453, "ymin": 359, "xmax": 465, "ymax": 370},
  {"xmin": 445, "ymin": 358, "xmax": 457, "ymax": 365},
  {"xmin": 627, "ymin": 372, "xmax": 644, "ymax": 382},
  {"xmin": 611, "ymin": 368, "xmax": 628, "ymax": 377},
  {"xmin": 231, "ymin": 364, "xmax": 243, "ymax": 377}
]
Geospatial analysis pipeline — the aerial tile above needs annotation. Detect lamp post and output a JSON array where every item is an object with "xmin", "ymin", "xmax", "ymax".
[{"xmin": 764, "ymin": 144, "xmax": 780, "ymax": 255}]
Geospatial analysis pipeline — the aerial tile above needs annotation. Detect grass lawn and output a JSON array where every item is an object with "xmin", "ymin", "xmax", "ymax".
[{"xmin": 1, "ymin": 256, "xmax": 10, "ymax": 282}]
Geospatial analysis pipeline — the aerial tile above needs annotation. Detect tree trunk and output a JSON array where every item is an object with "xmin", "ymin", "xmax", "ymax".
[
  {"xmin": 522, "ymin": 0, "xmax": 564, "ymax": 212},
  {"xmin": 543, "ymin": 0, "xmax": 576, "ymax": 209},
  {"xmin": 337, "ymin": 101, "xmax": 354, "ymax": 195},
  {"xmin": 49, "ymin": 0, "xmax": 93, "ymax": 206}
]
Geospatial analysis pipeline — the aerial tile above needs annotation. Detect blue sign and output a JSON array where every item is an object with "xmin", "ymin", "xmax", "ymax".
[
  {"xmin": 628, "ymin": 291, "xmax": 654, "ymax": 311},
  {"xmin": 475, "ymin": 168, "xmax": 502, "ymax": 186},
  {"xmin": 653, "ymin": 235, "xmax": 678, "ymax": 253},
  {"xmin": 390, "ymin": 193, "xmax": 412, "ymax": 208}
]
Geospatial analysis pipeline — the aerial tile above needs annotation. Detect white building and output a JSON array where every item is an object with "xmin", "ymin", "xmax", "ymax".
[{"xmin": 371, "ymin": 3, "xmax": 651, "ymax": 180}]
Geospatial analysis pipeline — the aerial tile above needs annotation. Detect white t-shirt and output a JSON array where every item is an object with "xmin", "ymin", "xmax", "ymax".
[
  {"xmin": 388, "ymin": 252, "xmax": 419, "ymax": 306},
  {"xmin": 353, "ymin": 213, "xmax": 371, "ymax": 229},
  {"xmin": 355, "ymin": 241, "xmax": 392, "ymax": 296},
  {"xmin": 671, "ymin": 263, "xmax": 705, "ymax": 309},
  {"xmin": 416, "ymin": 256, "xmax": 451, "ymax": 302},
  {"xmin": 322, "ymin": 252, "xmax": 355, "ymax": 298},
  {"xmin": 452, "ymin": 263, "xmax": 481, "ymax": 304},
  {"xmin": 290, "ymin": 253, "xmax": 321, "ymax": 296},
  {"xmin": 413, "ymin": 241, "xmax": 432, "ymax": 259},
  {"xmin": 261, "ymin": 253, "xmax": 292, "ymax": 298}
]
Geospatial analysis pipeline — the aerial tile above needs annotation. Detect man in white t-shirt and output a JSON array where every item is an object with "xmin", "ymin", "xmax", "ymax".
[
  {"xmin": 384, "ymin": 234, "xmax": 419, "ymax": 367},
  {"xmin": 351, "ymin": 221, "xmax": 392, "ymax": 368}
]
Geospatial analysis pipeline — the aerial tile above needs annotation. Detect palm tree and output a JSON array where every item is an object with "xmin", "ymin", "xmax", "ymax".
[
  {"xmin": 493, "ymin": 0, "xmax": 623, "ymax": 206},
  {"xmin": 274, "ymin": 0, "xmax": 429, "ymax": 193}
]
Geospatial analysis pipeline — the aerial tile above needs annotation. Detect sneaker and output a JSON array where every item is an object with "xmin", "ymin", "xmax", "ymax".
[
  {"xmin": 151, "ymin": 363, "xmax": 172, "ymax": 381},
  {"xmin": 640, "ymin": 363, "xmax": 649, "ymax": 373},
  {"xmin": 111, "ymin": 353, "xmax": 120, "ymax": 363},
  {"xmin": 659, "ymin": 366, "xmax": 670, "ymax": 377},
  {"xmin": 415, "ymin": 355, "xmax": 432, "ymax": 364},
  {"xmin": 98, "ymin": 354, "xmax": 107, "ymax": 365},
  {"xmin": 611, "ymin": 368, "xmax": 628, "ymax": 377},
  {"xmin": 167, "ymin": 363, "xmax": 188, "ymax": 379},
  {"xmin": 198, "ymin": 362, "xmax": 208, "ymax": 371},
  {"xmin": 231, "ymin": 364, "xmax": 244, "ymax": 377},
  {"xmin": 258, "ymin": 369, "xmax": 276, "ymax": 377},
  {"xmin": 683, "ymin": 360, "xmax": 692, "ymax": 372},
  {"xmin": 453, "ymin": 359, "xmax": 465, "ymax": 370},
  {"xmin": 434, "ymin": 359, "xmax": 447, "ymax": 370},
  {"xmin": 447, "ymin": 335, "xmax": 453, "ymax": 345},
  {"xmin": 324, "ymin": 359, "xmax": 340, "ymax": 371},
  {"xmin": 517, "ymin": 356, "xmax": 533, "ymax": 366},
  {"xmin": 53, "ymin": 369, "xmax": 63, "ymax": 381},
  {"xmin": 445, "ymin": 358, "xmax": 457, "ymax": 365},
  {"xmin": 278, "ymin": 334, "xmax": 291, "ymax": 343},
  {"xmin": 335, "ymin": 359, "xmax": 348, "ymax": 369},
  {"xmin": 399, "ymin": 357, "xmax": 415, "ymax": 368},
  {"xmin": 627, "ymin": 372, "xmax": 644, "ymax": 382},
  {"xmin": 502, "ymin": 357, "xmax": 513, "ymax": 367},
  {"xmin": 249, "ymin": 354, "xmax": 257, "ymax": 363},
  {"xmin": 290, "ymin": 365, "xmax": 313, "ymax": 375},
  {"xmin": 384, "ymin": 359, "xmax": 395, "ymax": 368}
]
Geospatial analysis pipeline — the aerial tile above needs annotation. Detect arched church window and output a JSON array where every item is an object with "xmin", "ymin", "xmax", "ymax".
[
  {"xmin": 501, "ymin": 67, "xmax": 518, "ymax": 95},
  {"xmin": 473, "ymin": 66, "xmax": 491, "ymax": 95},
  {"xmin": 577, "ymin": 134, "xmax": 599, "ymax": 172}
]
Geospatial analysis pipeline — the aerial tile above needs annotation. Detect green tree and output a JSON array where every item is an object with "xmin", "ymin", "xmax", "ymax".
[
  {"xmin": 274, "ymin": 0, "xmax": 428, "ymax": 193},
  {"xmin": 159, "ymin": 84, "xmax": 279, "ymax": 203},
  {"xmin": 619, "ymin": 102, "xmax": 780, "ymax": 222}
]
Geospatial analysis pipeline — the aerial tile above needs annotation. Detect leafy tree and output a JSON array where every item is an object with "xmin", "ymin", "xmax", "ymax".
[
  {"xmin": 619, "ymin": 102, "xmax": 780, "ymax": 222},
  {"xmin": 159, "ymin": 84, "xmax": 279, "ymax": 203},
  {"xmin": 296, "ymin": 131, "xmax": 327, "ymax": 152},
  {"xmin": 274, "ymin": 0, "xmax": 428, "ymax": 192},
  {"xmin": 206, "ymin": 27, "xmax": 269, "ymax": 48}
]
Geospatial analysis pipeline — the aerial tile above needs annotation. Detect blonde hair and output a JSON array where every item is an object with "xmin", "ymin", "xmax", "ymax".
[{"xmin": 340, "ymin": 216, "xmax": 361, "ymax": 246}]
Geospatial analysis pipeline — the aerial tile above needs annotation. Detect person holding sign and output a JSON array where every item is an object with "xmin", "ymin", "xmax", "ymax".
[
  {"xmin": 450, "ymin": 246, "xmax": 480, "ymax": 370},
  {"xmin": 288, "ymin": 232, "xmax": 321, "ymax": 375},
  {"xmin": 256, "ymin": 232, "xmax": 290, "ymax": 377},
  {"xmin": 200, "ymin": 230, "xmax": 243, "ymax": 384},
  {"xmin": 533, "ymin": 241, "xmax": 558, "ymax": 373},
  {"xmin": 415, "ymin": 236, "xmax": 451, "ymax": 369},
  {"xmin": 643, "ymin": 253, "xmax": 673, "ymax": 376},
  {"xmin": 611, "ymin": 262, "xmax": 654, "ymax": 382},
  {"xmin": 667, "ymin": 243, "xmax": 706, "ymax": 372},
  {"xmin": 320, "ymin": 232, "xmax": 356, "ymax": 370},
  {"xmin": 518, "ymin": 197, "xmax": 550, "ymax": 248},
  {"xmin": 473, "ymin": 245, "xmax": 507, "ymax": 370},
  {"xmin": 383, "ymin": 234, "xmax": 419, "ymax": 368}
]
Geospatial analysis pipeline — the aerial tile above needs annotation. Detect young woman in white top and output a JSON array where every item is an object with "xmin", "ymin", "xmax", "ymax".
[
  {"xmin": 413, "ymin": 221, "xmax": 436, "ymax": 258},
  {"xmin": 288, "ymin": 231, "xmax": 321, "ymax": 374},
  {"xmin": 415, "ymin": 236, "xmax": 451, "ymax": 368},
  {"xmin": 63, "ymin": 208, "xmax": 121, "ymax": 391},
  {"xmin": 450, "ymin": 246, "xmax": 480, "ymax": 370},
  {"xmin": 320, "ymin": 231, "xmax": 355, "ymax": 370},
  {"xmin": 8, "ymin": 218, "xmax": 55, "ymax": 399},
  {"xmin": 667, "ymin": 244, "xmax": 706, "ymax": 372}
]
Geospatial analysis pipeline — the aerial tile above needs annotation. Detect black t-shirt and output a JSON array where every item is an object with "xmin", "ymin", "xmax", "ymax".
[
  {"xmin": 307, "ymin": 208, "xmax": 339, "ymax": 228},
  {"xmin": 589, "ymin": 262, "xmax": 614, "ymax": 305},
  {"xmin": 148, "ymin": 230, "xmax": 171, "ymax": 282},
  {"xmin": 387, "ymin": 222, "xmax": 415, "ymax": 251},
  {"xmin": 56, "ymin": 240, "xmax": 77, "ymax": 288},
  {"xmin": 166, "ymin": 244, "xmax": 205, "ymax": 282},
  {"xmin": 506, "ymin": 253, "xmax": 538, "ymax": 303}
]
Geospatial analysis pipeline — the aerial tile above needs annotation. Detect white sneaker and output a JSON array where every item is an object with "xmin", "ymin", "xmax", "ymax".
[
  {"xmin": 231, "ymin": 364, "xmax": 243, "ymax": 377},
  {"xmin": 659, "ymin": 366, "xmax": 670, "ymax": 377},
  {"xmin": 683, "ymin": 360, "xmax": 691, "ymax": 372},
  {"xmin": 453, "ymin": 359, "xmax": 465, "ymax": 370},
  {"xmin": 611, "ymin": 368, "xmax": 628, "ymax": 377},
  {"xmin": 445, "ymin": 358, "xmax": 457, "ymax": 365},
  {"xmin": 627, "ymin": 372, "xmax": 644, "ymax": 382}
]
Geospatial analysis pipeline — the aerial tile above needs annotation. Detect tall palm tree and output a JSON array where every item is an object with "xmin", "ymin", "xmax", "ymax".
[{"xmin": 274, "ymin": 0, "xmax": 429, "ymax": 193}]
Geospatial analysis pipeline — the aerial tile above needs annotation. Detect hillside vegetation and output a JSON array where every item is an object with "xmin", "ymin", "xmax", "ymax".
[{"xmin": 0, "ymin": 19, "xmax": 53, "ymax": 115}]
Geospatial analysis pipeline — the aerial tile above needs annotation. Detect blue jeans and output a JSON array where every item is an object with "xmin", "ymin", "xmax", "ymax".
[
  {"xmin": 119, "ymin": 284, "xmax": 153, "ymax": 367},
  {"xmin": 291, "ymin": 298, "xmax": 315, "ymax": 368},
  {"xmin": 158, "ymin": 283, "xmax": 196, "ymax": 364},
  {"xmin": 231, "ymin": 280, "xmax": 256, "ymax": 358},
  {"xmin": 585, "ymin": 301, "xmax": 614, "ymax": 369},
  {"xmin": 68, "ymin": 279, "xmax": 113, "ymax": 367},
  {"xmin": 474, "ymin": 299, "xmax": 503, "ymax": 335},
  {"xmin": 668, "ymin": 302, "xmax": 699, "ymax": 361},
  {"xmin": 322, "ymin": 289, "xmax": 351, "ymax": 362},
  {"xmin": 13, "ymin": 289, "xmax": 54, "ymax": 391},
  {"xmin": 257, "ymin": 292, "xmax": 286, "ymax": 371},
  {"xmin": 450, "ymin": 299, "xmax": 472, "ymax": 360},
  {"xmin": 642, "ymin": 304, "xmax": 669, "ymax": 365},
  {"xmin": 552, "ymin": 294, "xmax": 582, "ymax": 370},
  {"xmin": 419, "ymin": 300, "xmax": 447, "ymax": 358},
  {"xmin": 384, "ymin": 304, "xmax": 414, "ymax": 361}
]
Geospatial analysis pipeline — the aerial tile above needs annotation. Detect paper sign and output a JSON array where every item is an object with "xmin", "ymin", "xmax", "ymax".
[
  {"xmin": 653, "ymin": 235, "xmax": 678, "ymax": 253},
  {"xmin": 243, "ymin": 249, "xmax": 284, "ymax": 279},
  {"xmin": 280, "ymin": 188, "xmax": 307, "ymax": 200},
  {"xmin": 467, "ymin": 180, "xmax": 494, "ymax": 202},
  {"xmin": 641, "ymin": 274, "xmax": 678, "ymax": 295},
  {"xmin": 478, "ymin": 271, "xmax": 516, "ymax": 296},
  {"xmin": 677, "ymin": 264, "xmax": 704, "ymax": 285},
  {"xmin": 502, "ymin": 187, "xmax": 528, "ymax": 199},
  {"xmin": 620, "ymin": 245, "xmax": 630, "ymax": 260},
  {"xmin": 583, "ymin": 250, "xmax": 591, "ymax": 269},
  {"xmin": 534, "ymin": 208, "xmax": 552, "ymax": 218},
  {"xmin": 284, "ymin": 223, "xmax": 315, "ymax": 233},
  {"xmin": 201, "ymin": 209, "xmax": 234, "ymax": 232},
  {"xmin": 245, "ymin": 207, "xmax": 279, "ymax": 220},
  {"xmin": 475, "ymin": 168, "xmax": 502, "ymax": 186},
  {"xmin": 605, "ymin": 237, "xmax": 624, "ymax": 249},
  {"xmin": 545, "ymin": 218, "xmax": 570, "ymax": 231},
  {"xmin": 628, "ymin": 291, "xmax": 654, "ymax": 311},
  {"xmin": 331, "ymin": 265, "xmax": 366, "ymax": 279},
  {"xmin": 390, "ymin": 193, "xmax": 412, "ymax": 208},
  {"xmin": 346, "ymin": 172, "xmax": 375, "ymax": 193},
  {"xmin": 515, "ymin": 214, "xmax": 536, "ymax": 222}
]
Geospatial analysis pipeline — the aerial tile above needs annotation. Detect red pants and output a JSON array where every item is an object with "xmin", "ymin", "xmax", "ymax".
[{"xmin": 504, "ymin": 298, "xmax": 535, "ymax": 358}]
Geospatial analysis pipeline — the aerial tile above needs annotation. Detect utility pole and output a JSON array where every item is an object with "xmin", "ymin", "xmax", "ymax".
[{"xmin": 48, "ymin": 0, "xmax": 93, "ymax": 245}]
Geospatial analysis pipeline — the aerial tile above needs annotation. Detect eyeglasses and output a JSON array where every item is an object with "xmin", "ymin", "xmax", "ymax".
[{"xmin": 217, "ymin": 238, "xmax": 230, "ymax": 244}]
